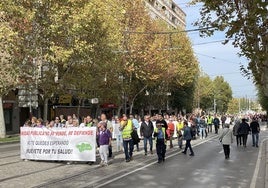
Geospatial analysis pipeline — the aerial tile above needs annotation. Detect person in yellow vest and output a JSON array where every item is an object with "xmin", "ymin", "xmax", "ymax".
[
  {"xmin": 207, "ymin": 114, "xmax": 214, "ymax": 133},
  {"xmin": 120, "ymin": 114, "xmax": 134, "ymax": 162},
  {"xmin": 176, "ymin": 118, "xmax": 184, "ymax": 149},
  {"xmin": 153, "ymin": 122, "xmax": 166, "ymax": 163}
]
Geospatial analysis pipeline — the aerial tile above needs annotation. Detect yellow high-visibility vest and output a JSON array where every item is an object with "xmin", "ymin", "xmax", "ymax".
[{"xmin": 122, "ymin": 120, "xmax": 133, "ymax": 139}]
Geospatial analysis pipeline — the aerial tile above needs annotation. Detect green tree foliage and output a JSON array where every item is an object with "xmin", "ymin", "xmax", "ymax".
[
  {"xmin": 116, "ymin": 0, "xmax": 199, "ymax": 113},
  {"xmin": 227, "ymin": 98, "xmax": 239, "ymax": 114},
  {"xmin": 191, "ymin": 0, "xmax": 268, "ymax": 99},
  {"xmin": 0, "ymin": 12, "xmax": 21, "ymax": 95},
  {"xmin": 1, "ymin": 0, "xmax": 200, "ymax": 118},
  {"xmin": 258, "ymin": 88, "xmax": 268, "ymax": 111},
  {"xmin": 195, "ymin": 74, "xmax": 232, "ymax": 113},
  {"xmin": 213, "ymin": 76, "xmax": 232, "ymax": 113},
  {"xmin": 171, "ymin": 82, "xmax": 196, "ymax": 113},
  {"xmin": 0, "ymin": 0, "xmax": 124, "ymax": 103},
  {"xmin": 195, "ymin": 73, "xmax": 214, "ymax": 110},
  {"xmin": 0, "ymin": 11, "xmax": 23, "ymax": 138}
]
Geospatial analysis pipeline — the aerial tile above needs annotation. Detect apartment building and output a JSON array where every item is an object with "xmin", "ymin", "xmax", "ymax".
[{"xmin": 144, "ymin": 0, "xmax": 186, "ymax": 29}]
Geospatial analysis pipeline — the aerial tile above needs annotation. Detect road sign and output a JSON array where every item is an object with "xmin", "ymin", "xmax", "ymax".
[
  {"xmin": 18, "ymin": 101, "xmax": 38, "ymax": 108},
  {"xmin": 91, "ymin": 98, "xmax": 99, "ymax": 104},
  {"xmin": 18, "ymin": 87, "xmax": 39, "ymax": 108}
]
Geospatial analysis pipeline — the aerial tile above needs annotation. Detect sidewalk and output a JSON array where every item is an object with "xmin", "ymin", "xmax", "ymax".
[{"xmin": 0, "ymin": 134, "xmax": 20, "ymax": 145}]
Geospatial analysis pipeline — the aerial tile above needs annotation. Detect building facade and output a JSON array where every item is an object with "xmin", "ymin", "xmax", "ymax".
[{"xmin": 144, "ymin": 0, "xmax": 186, "ymax": 29}]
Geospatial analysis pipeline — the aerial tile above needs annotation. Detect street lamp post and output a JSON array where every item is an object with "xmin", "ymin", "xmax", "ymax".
[
  {"xmin": 118, "ymin": 75, "xmax": 126, "ymax": 115},
  {"xmin": 166, "ymin": 92, "xmax": 171, "ymax": 110},
  {"xmin": 213, "ymin": 98, "xmax": 217, "ymax": 113}
]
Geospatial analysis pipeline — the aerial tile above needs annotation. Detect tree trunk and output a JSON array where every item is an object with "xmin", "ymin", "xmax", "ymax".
[
  {"xmin": 129, "ymin": 102, "xmax": 133, "ymax": 115},
  {"xmin": 117, "ymin": 106, "xmax": 122, "ymax": 117},
  {"xmin": 0, "ymin": 96, "xmax": 6, "ymax": 138},
  {"xmin": 76, "ymin": 99, "xmax": 82, "ymax": 119},
  {"xmin": 262, "ymin": 64, "xmax": 268, "ymax": 97},
  {"xmin": 43, "ymin": 98, "xmax": 49, "ymax": 121}
]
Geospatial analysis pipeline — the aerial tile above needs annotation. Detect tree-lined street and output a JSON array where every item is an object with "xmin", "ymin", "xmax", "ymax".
[{"xmin": 0, "ymin": 124, "xmax": 267, "ymax": 188}]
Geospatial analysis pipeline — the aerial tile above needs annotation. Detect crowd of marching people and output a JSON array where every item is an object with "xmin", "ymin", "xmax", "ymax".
[{"xmin": 23, "ymin": 112, "xmax": 265, "ymax": 165}]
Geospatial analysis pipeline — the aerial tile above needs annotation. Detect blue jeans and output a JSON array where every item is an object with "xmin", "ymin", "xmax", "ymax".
[
  {"xmin": 116, "ymin": 134, "xmax": 123, "ymax": 152},
  {"xmin": 199, "ymin": 128, "xmax": 206, "ymax": 139},
  {"xmin": 252, "ymin": 133, "xmax": 259, "ymax": 147},
  {"xmin": 143, "ymin": 136, "xmax": 153, "ymax": 154},
  {"xmin": 123, "ymin": 139, "xmax": 134, "ymax": 160}
]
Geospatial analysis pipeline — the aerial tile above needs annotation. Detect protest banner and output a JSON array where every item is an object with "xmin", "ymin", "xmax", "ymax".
[{"xmin": 20, "ymin": 127, "xmax": 96, "ymax": 161}]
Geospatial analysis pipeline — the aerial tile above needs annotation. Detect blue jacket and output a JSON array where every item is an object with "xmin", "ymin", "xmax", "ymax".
[{"xmin": 183, "ymin": 126, "xmax": 192, "ymax": 140}]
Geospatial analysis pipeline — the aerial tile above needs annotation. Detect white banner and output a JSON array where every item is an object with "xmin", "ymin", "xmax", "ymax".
[{"xmin": 20, "ymin": 127, "xmax": 96, "ymax": 161}]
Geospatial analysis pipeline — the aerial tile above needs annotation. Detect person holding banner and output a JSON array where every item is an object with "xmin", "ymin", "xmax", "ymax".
[
  {"xmin": 98, "ymin": 121, "xmax": 112, "ymax": 167},
  {"xmin": 100, "ymin": 113, "xmax": 113, "ymax": 158},
  {"xmin": 31, "ymin": 116, "xmax": 37, "ymax": 127},
  {"xmin": 54, "ymin": 117, "xmax": 62, "ymax": 128},
  {"xmin": 36, "ymin": 118, "xmax": 45, "ymax": 128},
  {"xmin": 23, "ymin": 120, "xmax": 32, "ymax": 127},
  {"xmin": 120, "ymin": 114, "xmax": 134, "ymax": 162}
]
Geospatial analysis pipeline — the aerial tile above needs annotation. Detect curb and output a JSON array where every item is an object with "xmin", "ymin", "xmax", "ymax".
[{"xmin": 0, "ymin": 140, "xmax": 20, "ymax": 145}]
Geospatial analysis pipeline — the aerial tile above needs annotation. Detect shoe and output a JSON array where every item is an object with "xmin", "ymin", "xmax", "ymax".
[
  {"xmin": 150, "ymin": 151, "xmax": 153, "ymax": 155},
  {"xmin": 256, "ymin": 145, "xmax": 258, "ymax": 148},
  {"xmin": 126, "ymin": 159, "xmax": 131, "ymax": 162},
  {"xmin": 145, "ymin": 152, "xmax": 147, "ymax": 156},
  {"xmin": 182, "ymin": 151, "xmax": 186, "ymax": 154},
  {"xmin": 66, "ymin": 162, "xmax": 72, "ymax": 165},
  {"xmin": 103, "ymin": 162, "xmax": 108, "ymax": 166},
  {"xmin": 163, "ymin": 158, "xmax": 165, "ymax": 162},
  {"xmin": 157, "ymin": 160, "xmax": 162, "ymax": 164},
  {"xmin": 130, "ymin": 156, "xmax": 133, "ymax": 161},
  {"xmin": 99, "ymin": 160, "xmax": 104, "ymax": 166},
  {"xmin": 189, "ymin": 153, "xmax": 194, "ymax": 156}
]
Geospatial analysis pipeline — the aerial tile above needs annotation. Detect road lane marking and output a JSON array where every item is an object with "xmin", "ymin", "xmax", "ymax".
[{"xmin": 250, "ymin": 138, "xmax": 268, "ymax": 188}]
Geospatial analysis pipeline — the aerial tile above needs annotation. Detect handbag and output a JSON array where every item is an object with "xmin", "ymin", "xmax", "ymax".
[{"xmin": 131, "ymin": 129, "xmax": 140, "ymax": 144}]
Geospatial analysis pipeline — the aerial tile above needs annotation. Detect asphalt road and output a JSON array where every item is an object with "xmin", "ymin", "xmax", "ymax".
[
  {"xmin": 0, "ymin": 125, "xmax": 267, "ymax": 188},
  {"xmin": 101, "ymin": 137, "xmax": 265, "ymax": 188}
]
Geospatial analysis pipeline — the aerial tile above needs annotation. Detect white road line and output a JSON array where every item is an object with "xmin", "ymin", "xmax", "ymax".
[
  {"xmin": 250, "ymin": 138, "xmax": 268, "ymax": 188},
  {"xmin": 94, "ymin": 135, "xmax": 218, "ymax": 188}
]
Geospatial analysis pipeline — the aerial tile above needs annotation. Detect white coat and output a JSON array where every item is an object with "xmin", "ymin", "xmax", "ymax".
[{"xmin": 219, "ymin": 128, "xmax": 233, "ymax": 145}]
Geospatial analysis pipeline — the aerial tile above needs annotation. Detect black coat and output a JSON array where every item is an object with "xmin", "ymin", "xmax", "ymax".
[
  {"xmin": 250, "ymin": 121, "xmax": 260, "ymax": 134},
  {"xmin": 140, "ymin": 120, "xmax": 154, "ymax": 137},
  {"xmin": 238, "ymin": 122, "xmax": 250, "ymax": 135}
]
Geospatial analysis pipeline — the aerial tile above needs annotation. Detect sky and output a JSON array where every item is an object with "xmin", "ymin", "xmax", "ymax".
[{"xmin": 174, "ymin": 0, "xmax": 257, "ymax": 99}]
